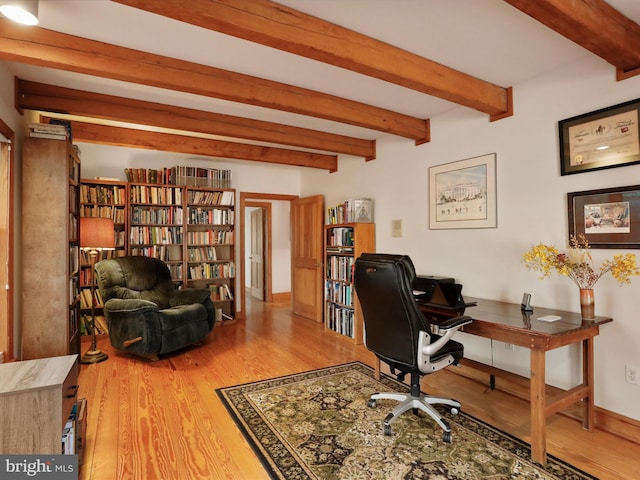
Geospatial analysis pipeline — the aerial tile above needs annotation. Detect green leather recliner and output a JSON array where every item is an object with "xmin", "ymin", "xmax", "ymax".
[{"xmin": 95, "ymin": 256, "xmax": 215, "ymax": 360}]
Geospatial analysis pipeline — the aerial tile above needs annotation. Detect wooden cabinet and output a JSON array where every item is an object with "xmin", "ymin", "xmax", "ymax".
[
  {"xmin": 323, "ymin": 223, "xmax": 375, "ymax": 344},
  {"xmin": 0, "ymin": 355, "xmax": 79, "ymax": 454},
  {"xmin": 21, "ymin": 137, "xmax": 80, "ymax": 359}
]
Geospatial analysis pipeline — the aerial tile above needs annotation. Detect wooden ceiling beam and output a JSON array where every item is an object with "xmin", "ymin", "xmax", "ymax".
[
  {"xmin": 17, "ymin": 79, "xmax": 375, "ymax": 159},
  {"xmin": 504, "ymin": 0, "xmax": 640, "ymax": 79},
  {"xmin": 0, "ymin": 19, "xmax": 428, "ymax": 142},
  {"xmin": 114, "ymin": 0, "xmax": 513, "ymax": 120},
  {"xmin": 42, "ymin": 117, "xmax": 338, "ymax": 172}
]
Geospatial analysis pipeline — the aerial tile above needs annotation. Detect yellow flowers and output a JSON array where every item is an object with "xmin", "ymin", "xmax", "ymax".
[{"xmin": 523, "ymin": 234, "xmax": 640, "ymax": 288}]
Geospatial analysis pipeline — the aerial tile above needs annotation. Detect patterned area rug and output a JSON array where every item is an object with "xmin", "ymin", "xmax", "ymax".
[{"xmin": 216, "ymin": 362, "xmax": 597, "ymax": 480}]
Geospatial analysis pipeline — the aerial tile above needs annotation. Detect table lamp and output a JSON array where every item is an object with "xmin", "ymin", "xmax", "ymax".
[{"xmin": 79, "ymin": 217, "xmax": 115, "ymax": 364}]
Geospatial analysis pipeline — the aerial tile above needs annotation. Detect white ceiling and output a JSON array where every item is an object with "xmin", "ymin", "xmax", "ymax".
[{"xmin": 4, "ymin": 0, "xmax": 640, "ymax": 144}]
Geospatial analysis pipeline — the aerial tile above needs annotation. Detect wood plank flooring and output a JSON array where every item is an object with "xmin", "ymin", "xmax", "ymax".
[{"xmin": 78, "ymin": 298, "xmax": 640, "ymax": 479}]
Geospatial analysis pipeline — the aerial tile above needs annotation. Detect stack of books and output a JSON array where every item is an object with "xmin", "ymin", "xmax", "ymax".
[{"xmin": 28, "ymin": 122, "xmax": 70, "ymax": 140}]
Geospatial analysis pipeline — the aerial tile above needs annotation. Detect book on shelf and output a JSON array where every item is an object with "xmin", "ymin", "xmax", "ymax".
[
  {"xmin": 28, "ymin": 122, "xmax": 70, "ymax": 140},
  {"xmin": 326, "ymin": 197, "xmax": 374, "ymax": 224}
]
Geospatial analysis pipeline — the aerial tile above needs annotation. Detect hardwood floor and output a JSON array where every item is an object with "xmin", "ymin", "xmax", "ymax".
[{"xmin": 78, "ymin": 298, "xmax": 640, "ymax": 479}]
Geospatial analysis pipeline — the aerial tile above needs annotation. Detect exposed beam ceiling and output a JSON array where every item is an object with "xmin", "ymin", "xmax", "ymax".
[
  {"xmin": 505, "ymin": 0, "xmax": 640, "ymax": 80},
  {"xmin": 41, "ymin": 117, "xmax": 338, "ymax": 172},
  {"xmin": 1, "ymin": 1, "xmax": 638, "ymax": 171},
  {"xmin": 113, "ymin": 0, "xmax": 513, "ymax": 121},
  {"xmin": 0, "ymin": 19, "xmax": 429, "ymax": 142},
  {"xmin": 16, "ymin": 79, "xmax": 376, "ymax": 160}
]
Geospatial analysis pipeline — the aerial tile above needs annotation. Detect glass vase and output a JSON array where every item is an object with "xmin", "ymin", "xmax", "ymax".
[{"xmin": 580, "ymin": 288, "xmax": 595, "ymax": 320}]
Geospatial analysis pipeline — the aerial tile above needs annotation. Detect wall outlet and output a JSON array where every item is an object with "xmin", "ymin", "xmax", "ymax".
[{"xmin": 625, "ymin": 365, "xmax": 640, "ymax": 386}]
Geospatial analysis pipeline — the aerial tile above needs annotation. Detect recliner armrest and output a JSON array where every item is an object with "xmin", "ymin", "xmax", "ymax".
[
  {"xmin": 437, "ymin": 315, "xmax": 473, "ymax": 331},
  {"xmin": 169, "ymin": 288, "xmax": 211, "ymax": 307},
  {"xmin": 104, "ymin": 298, "xmax": 159, "ymax": 313}
]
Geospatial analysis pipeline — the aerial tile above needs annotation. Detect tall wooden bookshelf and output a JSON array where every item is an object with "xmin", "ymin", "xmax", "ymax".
[
  {"xmin": 21, "ymin": 137, "xmax": 81, "ymax": 359},
  {"xmin": 129, "ymin": 183, "xmax": 185, "ymax": 285},
  {"xmin": 185, "ymin": 187, "xmax": 236, "ymax": 323},
  {"xmin": 125, "ymin": 182, "xmax": 237, "ymax": 322},
  {"xmin": 323, "ymin": 223, "xmax": 375, "ymax": 344},
  {"xmin": 79, "ymin": 179, "xmax": 128, "ymax": 334}
]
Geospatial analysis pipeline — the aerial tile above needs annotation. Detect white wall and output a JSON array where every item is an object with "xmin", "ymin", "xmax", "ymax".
[{"xmin": 301, "ymin": 56, "xmax": 640, "ymax": 420}]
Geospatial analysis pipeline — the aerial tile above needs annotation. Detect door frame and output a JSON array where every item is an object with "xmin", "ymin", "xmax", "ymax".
[
  {"xmin": 0, "ymin": 118, "xmax": 14, "ymax": 361},
  {"xmin": 239, "ymin": 192, "xmax": 297, "ymax": 319}
]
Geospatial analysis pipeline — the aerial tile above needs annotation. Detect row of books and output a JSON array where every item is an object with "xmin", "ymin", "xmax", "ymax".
[
  {"xmin": 81, "ymin": 206, "xmax": 127, "ymax": 223},
  {"xmin": 29, "ymin": 122, "xmax": 70, "ymax": 141},
  {"xmin": 325, "ymin": 303, "xmax": 355, "ymax": 339},
  {"xmin": 130, "ymin": 245, "xmax": 183, "ymax": 262},
  {"xmin": 62, "ymin": 398, "xmax": 86, "ymax": 460},
  {"xmin": 326, "ymin": 227, "xmax": 355, "ymax": 247},
  {"xmin": 209, "ymin": 283, "xmax": 234, "ymax": 301},
  {"xmin": 80, "ymin": 184, "xmax": 126, "ymax": 205},
  {"xmin": 188, "ymin": 189, "xmax": 235, "ymax": 206},
  {"xmin": 80, "ymin": 288, "xmax": 103, "ymax": 309},
  {"xmin": 80, "ymin": 248, "xmax": 122, "ymax": 265},
  {"xmin": 131, "ymin": 206, "xmax": 184, "ymax": 225},
  {"xmin": 186, "ymin": 230, "xmax": 234, "ymax": 245},
  {"xmin": 188, "ymin": 207, "xmax": 234, "ymax": 225},
  {"xmin": 130, "ymin": 185, "xmax": 183, "ymax": 204},
  {"xmin": 188, "ymin": 246, "xmax": 220, "ymax": 262},
  {"xmin": 326, "ymin": 255, "xmax": 355, "ymax": 282},
  {"xmin": 130, "ymin": 226, "xmax": 183, "ymax": 245},
  {"xmin": 325, "ymin": 280, "xmax": 353, "ymax": 307},
  {"xmin": 188, "ymin": 262, "xmax": 235, "ymax": 280},
  {"xmin": 124, "ymin": 166, "xmax": 232, "ymax": 188},
  {"xmin": 81, "ymin": 315, "xmax": 108, "ymax": 335},
  {"xmin": 326, "ymin": 197, "xmax": 373, "ymax": 224}
]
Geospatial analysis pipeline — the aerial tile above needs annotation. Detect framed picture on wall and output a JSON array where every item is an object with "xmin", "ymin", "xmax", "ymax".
[
  {"xmin": 559, "ymin": 98, "xmax": 640, "ymax": 175},
  {"xmin": 429, "ymin": 153, "xmax": 497, "ymax": 229},
  {"xmin": 567, "ymin": 185, "xmax": 640, "ymax": 248}
]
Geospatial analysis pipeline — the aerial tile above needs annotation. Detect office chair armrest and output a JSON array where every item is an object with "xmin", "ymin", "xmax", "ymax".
[
  {"xmin": 420, "ymin": 315, "xmax": 473, "ymax": 357},
  {"xmin": 437, "ymin": 315, "xmax": 473, "ymax": 331}
]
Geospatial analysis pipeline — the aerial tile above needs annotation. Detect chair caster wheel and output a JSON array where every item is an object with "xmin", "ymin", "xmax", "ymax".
[
  {"xmin": 450, "ymin": 407, "xmax": 459, "ymax": 415},
  {"xmin": 442, "ymin": 430, "xmax": 452, "ymax": 443},
  {"xmin": 367, "ymin": 399, "xmax": 377, "ymax": 408},
  {"xmin": 384, "ymin": 424, "xmax": 392, "ymax": 436}
]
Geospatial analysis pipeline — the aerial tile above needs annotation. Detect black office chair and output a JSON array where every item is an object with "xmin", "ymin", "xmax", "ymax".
[{"xmin": 353, "ymin": 253, "xmax": 472, "ymax": 442}]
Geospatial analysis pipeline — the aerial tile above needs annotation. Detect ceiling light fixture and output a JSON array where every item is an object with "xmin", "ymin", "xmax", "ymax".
[{"xmin": 0, "ymin": 0, "xmax": 38, "ymax": 26}]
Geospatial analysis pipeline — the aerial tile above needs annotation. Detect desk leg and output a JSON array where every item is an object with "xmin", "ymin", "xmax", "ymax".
[
  {"xmin": 583, "ymin": 337, "xmax": 595, "ymax": 431},
  {"xmin": 374, "ymin": 357, "xmax": 380, "ymax": 381},
  {"xmin": 530, "ymin": 348, "xmax": 547, "ymax": 465}
]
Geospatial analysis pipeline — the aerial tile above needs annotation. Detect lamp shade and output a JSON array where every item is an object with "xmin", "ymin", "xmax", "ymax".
[
  {"xmin": 0, "ymin": 0, "xmax": 38, "ymax": 25},
  {"xmin": 80, "ymin": 217, "xmax": 116, "ymax": 250}
]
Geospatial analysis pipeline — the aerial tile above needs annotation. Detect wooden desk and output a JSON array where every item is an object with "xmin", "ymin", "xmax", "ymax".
[{"xmin": 419, "ymin": 297, "xmax": 612, "ymax": 465}]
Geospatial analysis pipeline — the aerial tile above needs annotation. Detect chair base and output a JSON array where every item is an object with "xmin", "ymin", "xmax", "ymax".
[{"xmin": 368, "ymin": 391, "xmax": 460, "ymax": 442}]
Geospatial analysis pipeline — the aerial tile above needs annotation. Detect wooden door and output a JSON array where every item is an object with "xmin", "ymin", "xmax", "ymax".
[
  {"xmin": 250, "ymin": 208, "xmax": 265, "ymax": 300},
  {"xmin": 291, "ymin": 195, "xmax": 324, "ymax": 322}
]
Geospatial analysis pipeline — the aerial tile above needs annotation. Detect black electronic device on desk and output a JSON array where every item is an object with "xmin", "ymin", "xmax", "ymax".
[
  {"xmin": 412, "ymin": 275, "xmax": 454, "ymax": 301},
  {"xmin": 416, "ymin": 281, "xmax": 477, "ymax": 322}
]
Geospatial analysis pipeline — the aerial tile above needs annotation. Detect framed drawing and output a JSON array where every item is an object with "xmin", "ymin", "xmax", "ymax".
[
  {"xmin": 429, "ymin": 153, "xmax": 497, "ymax": 230},
  {"xmin": 567, "ymin": 185, "xmax": 640, "ymax": 249},
  {"xmin": 559, "ymin": 98, "xmax": 640, "ymax": 175}
]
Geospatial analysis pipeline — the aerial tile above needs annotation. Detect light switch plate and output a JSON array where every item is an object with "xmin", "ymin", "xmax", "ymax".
[{"xmin": 391, "ymin": 219, "xmax": 403, "ymax": 238}]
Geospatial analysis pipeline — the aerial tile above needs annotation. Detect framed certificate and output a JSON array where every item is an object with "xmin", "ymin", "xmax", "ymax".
[{"xmin": 559, "ymin": 98, "xmax": 640, "ymax": 175}]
